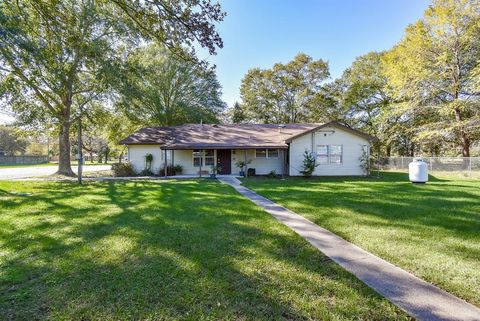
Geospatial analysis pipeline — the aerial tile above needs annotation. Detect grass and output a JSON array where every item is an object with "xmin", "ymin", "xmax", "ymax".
[
  {"xmin": 242, "ymin": 172, "xmax": 480, "ymax": 307},
  {"xmin": 0, "ymin": 179, "xmax": 409, "ymax": 320}
]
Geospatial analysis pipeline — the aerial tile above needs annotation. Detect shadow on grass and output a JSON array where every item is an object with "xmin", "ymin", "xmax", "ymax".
[
  {"xmin": 242, "ymin": 172, "xmax": 480, "ymax": 306},
  {"xmin": 0, "ymin": 180, "xmax": 405, "ymax": 320}
]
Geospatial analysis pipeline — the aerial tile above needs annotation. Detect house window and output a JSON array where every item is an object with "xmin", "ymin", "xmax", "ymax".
[
  {"xmin": 255, "ymin": 149, "xmax": 267, "ymax": 158},
  {"xmin": 205, "ymin": 149, "xmax": 215, "ymax": 166},
  {"xmin": 193, "ymin": 150, "xmax": 202, "ymax": 167},
  {"xmin": 316, "ymin": 145, "xmax": 343, "ymax": 164},
  {"xmin": 316, "ymin": 145, "xmax": 329, "ymax": 164},
  {"xmin": 330, "ymin": 145, "xmax": 343, "ymax": 164},
  {"xmin": 256, "ymin": 149, "xmax": 279, "ymax": 158},
  {"xmin": 267, "ymin": 149, "xmax": 279, "ymax": 158},
  {"xmin": 193, "ymin": 149, "xmax": 215, "ymax": 167}
]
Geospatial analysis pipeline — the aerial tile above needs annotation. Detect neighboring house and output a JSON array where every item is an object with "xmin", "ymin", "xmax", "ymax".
[{"xmin": 119, "ymin": 121, "xmax": 376, "ymax": 176}]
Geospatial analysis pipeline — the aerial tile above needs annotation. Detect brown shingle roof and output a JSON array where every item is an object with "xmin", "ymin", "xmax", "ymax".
[
  {"xmin": 119, "ymin": 123, "xmax": 322, "ymax": 149},
  {"xmin": 119, "ymin": 122, "xmax": 377, "ymax": 149}
]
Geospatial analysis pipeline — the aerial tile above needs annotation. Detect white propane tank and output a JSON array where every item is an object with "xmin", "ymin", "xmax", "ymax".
[{"xmin": 409, "ymin": 158, "xmax": 428, "ymax": 183}]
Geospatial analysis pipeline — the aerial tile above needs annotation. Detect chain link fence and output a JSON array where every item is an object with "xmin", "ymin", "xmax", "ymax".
[
  {"xmin": 0, "ymin": 155, "xmax": 48, "ymax": 165},
  {"xmin": 380, "ymin": 157, "xmax": 480, "ymax": 172}
]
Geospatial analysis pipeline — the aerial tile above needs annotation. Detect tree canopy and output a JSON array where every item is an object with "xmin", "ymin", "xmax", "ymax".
[
  {"xmin": 239, "ymin": 53, "xmax": 331, "ymax": 123},
  {"xmin": 382, "ymin": 0, "xmax": 480, "ymax": 156},
  {"xmin": 236, "ymin": 0, "xmax": 480, "ymax": 157},
  {"xmin": 0, "ymin": 0, "xmax": 225, "ymax": 175},
  {"xmin": 0, "ymin": 125, "xmax": 27, "ymax": 155},
  {"xmin": 115, "ymin": 44, "xmax": 226, "ymax": 126}
]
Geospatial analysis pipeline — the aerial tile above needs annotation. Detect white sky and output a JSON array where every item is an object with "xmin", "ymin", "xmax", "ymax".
[{"xmin": 0, "ymin": 113, "xmax": 15, "ymax": 125}]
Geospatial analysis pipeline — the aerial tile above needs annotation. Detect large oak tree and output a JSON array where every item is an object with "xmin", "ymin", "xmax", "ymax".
[
  {"xmin": 383, "ymin": 0, "xmax": 480, "ymax": 157},
  {"xmin": 115, "ymin": 44, "xmax": 226, "ymax": 126},
  {"xmin": 239, "ymin": 53, "xmax": 331, "ymax": 123},
  {"xmin": 0, "ymin": 0, "xmax": 224, "ymax": 175}
]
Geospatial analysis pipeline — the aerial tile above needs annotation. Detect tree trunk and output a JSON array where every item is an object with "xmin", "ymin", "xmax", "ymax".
[
  {"xmin": 104, "ymin": 147, "xmax": 109, "ymax": 164},
  {"xmin": 386, "ymin": 145, "xmax": 392, "ymax": 157},
  {"xmin": 57, "ymin": 121, "xmax": 75, "ymax": 176},
  {"xmin": 454, "ymin": 108, "xmax": 470, "ymax": 157}
]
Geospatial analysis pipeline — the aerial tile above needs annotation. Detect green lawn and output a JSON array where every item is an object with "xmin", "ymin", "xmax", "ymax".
[
  {"xmin": 242, "ymin": 172, "xmax": 480, "ymax": 307},
  {"xmin": 0, "ymin": 180, "xmax": 408, "ymax": 320}
]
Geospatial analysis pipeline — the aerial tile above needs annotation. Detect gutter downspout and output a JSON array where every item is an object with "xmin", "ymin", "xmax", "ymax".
[
  {"xmin": 199, "ymin": 149, "xmax": 203, "ymax": 178},
  {"xmin": 164, "ymin": 149, "xmax": 168, "ymax": 177},
  {"xmin": 244, "ymin": 149, "xmax": 248, "ymax": 178}
]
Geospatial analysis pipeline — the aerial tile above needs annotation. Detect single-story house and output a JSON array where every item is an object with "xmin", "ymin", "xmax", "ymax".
[{"xmin": 119, "ymin": 121, "xmax": 376, "ymax": 176}]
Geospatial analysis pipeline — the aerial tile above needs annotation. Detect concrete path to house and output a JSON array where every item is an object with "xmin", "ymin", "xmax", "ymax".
[
  {"xmin": 0, "ymin": 165, "xmax": 111, "ymax": 180},
  {"xmin": 218, "ymin": 176, "xmax": 480, "ymax": 321}
]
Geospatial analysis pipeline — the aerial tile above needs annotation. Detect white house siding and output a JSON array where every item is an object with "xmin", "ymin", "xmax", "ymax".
[
  {"xmin": 171, "ymin": 149, "xmax": 218, "ymax": 175},
  {"xmin": 231, "ymin": 149, "xmax": 283, "ymax": 175},
  {"xmin": 289, "ymin": 126, "xmax": 370, "ymax": 176},
  {"xmin": 127, "ymin": 148, "xmax": 283, "ymax": 176},
  {"xmin": 127, "ymin": 145, "xmax": 163, "ymax": 173}
]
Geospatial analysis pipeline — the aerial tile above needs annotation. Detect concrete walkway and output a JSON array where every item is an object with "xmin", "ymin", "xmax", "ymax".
[{"xmin": 218, "ymin": 177, "xmax": 480, "ymax": 321}]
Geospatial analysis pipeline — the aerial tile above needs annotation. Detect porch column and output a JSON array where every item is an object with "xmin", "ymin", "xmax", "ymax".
[
  {"xmin": 164, "ymin": 149, "xmax": 168, "ymax": 177},
  {"xmin": 244, "ymin": 149, "xmax": 248, "ymax": 178},
  {"xmin": 199, "ymin": 149, "xmax": 203, "ymax": 178},
  {"xmin": 280, "ymin": 149, "xmax": 285, "ymax": 179}
]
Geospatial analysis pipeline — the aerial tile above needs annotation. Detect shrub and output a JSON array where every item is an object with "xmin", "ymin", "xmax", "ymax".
[
  {"xmin": 144, "ymin": 153, "xmax": 153, "ymax": 172},
  {"xmin": 267, "ymin": 170, "xmax": 277, "ymax": 178},
  {"xmin": 158, "ymin": 165, "xmax": 175, "ymax": 176},
  {"xmin": 140, "ymin": 169, "xmax": 154, "ymax": 176},
  {"xmin": 173, "ymin": 164, "xmax": 183, "ymax": 175},
  {"xmin": 300, "ymin": 150, "xmax": 318, "ymax": 178},
  {"xmin": 359, "ymin": 145, "xmax": 372, "ymax": 176},
  {"xmin": 111, "ymin": 162, "xmax": 135, "ymax": 177}
]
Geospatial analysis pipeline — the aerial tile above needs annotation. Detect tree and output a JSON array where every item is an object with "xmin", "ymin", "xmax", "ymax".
[
  {"xmin": 0, "ymin": 0, "xmax": 225, "ymax": 176},
  {"xmin": 383, "ymin": 0, "xmax": 480, "ymax": 157},
  {"xmin": 240, "ymin": 53, "xmax": 330, "ymax": 123},
  {"xmin": 116, "ymin": 44, "xmax": 226, "ymax": 126},
  {"xmin": 0, "ymin": 125, "xmax": 27, "ymax": 155},
  {"xmin": 336, "ymin": 52, "xmax": 408, "ymax": 156},
  {"xmin": 231, "ymin": 102, "xmax": 246, "ymax": 123},
  {"xmin": 299, "ymin": 150, "xmax": 317, "ymax": 177}
]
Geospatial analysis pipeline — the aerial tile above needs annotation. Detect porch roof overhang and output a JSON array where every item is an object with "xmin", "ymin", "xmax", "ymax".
[{"xmin": 124, "ymin": 143, "xmax": 289, "ymax": 150}]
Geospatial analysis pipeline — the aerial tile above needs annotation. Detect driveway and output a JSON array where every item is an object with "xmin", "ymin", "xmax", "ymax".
[{"xmin": 0, "ymin": 165, "xmax": 111, "ymax": 180}]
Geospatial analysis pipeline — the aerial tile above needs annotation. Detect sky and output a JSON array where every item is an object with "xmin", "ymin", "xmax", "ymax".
[
  {"xmin": 0, "ymin": 112, "xmax": 15, "ymax": 125},
  {"xmin": 198, "ymin": 0, "xmax": 430, "ymax": 107},
  {"xmin": 0, "ymin": 0, "xmax": 430, "ymax": 124}
]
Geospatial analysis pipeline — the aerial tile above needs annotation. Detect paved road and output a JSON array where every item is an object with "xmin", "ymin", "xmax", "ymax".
[{"xmin": 0, "ymin": 165, "xmax": 111, "ymax": 180}]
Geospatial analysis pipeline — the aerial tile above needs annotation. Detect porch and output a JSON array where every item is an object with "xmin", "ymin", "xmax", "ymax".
[{"xmin": 156, "ymin": 148, "xmax": 289, "ymax": 177}]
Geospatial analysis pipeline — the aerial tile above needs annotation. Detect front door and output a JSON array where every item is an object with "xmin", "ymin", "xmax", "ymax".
[{"xmin": 217, "ymin": 149, "xmax": 231, "ymax": 174}]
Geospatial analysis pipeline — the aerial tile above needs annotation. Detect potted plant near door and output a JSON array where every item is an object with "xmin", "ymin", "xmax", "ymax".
[
  {"xmin": 210, "ymin": 165, "xmax": 222, "ymax": 178},
  {"xmin": 235, "ymin": 159, "xmax": 251, "ymax": 177}
]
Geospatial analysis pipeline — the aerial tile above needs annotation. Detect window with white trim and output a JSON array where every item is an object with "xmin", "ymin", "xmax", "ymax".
[
  {"xmin": 204, "ymin": 149, "xmax": 215, "ymax": 166},
  {"xmin": 193, "ymin": 149, "xmax": 215, "ymax": 167},
  {"xmin": 267, "ymin": 149, "xmax": 279, "ymax": 158},
  {"xmin": 193, "ymin": 150, "xmax": 202, "ymax": 167},
  {"xmin": 316, "ymin": 145, "xmax": 343, "ymax": 164},
  {"xmin": 316, "ymin": 145, "xmax": 329, "ymax": 164},
  {"xmin": 330, "ymin": 145, "xmax": 343, "ymax": 164},
  {"xmin": 255, "ymin": 149, "xmax": 278, "ymax": 158},
  {"xmin": 255, "ymin": 149, "xmax": 267, "ymax": 158}
]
